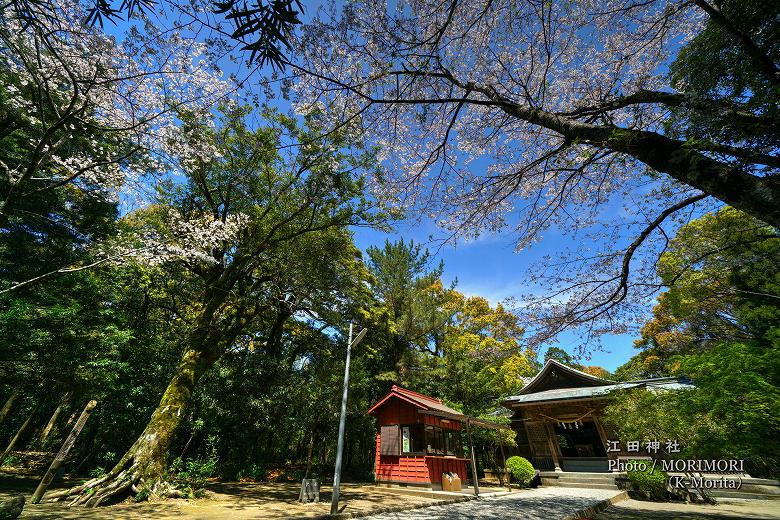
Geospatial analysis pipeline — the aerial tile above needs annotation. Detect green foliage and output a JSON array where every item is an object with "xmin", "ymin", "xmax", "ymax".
[
  {"xmin": 89, "ymin": 467, "xmax": 107, "ymax": 479},
  {"xmin": 365, "ymin": 238, "xmax": 448, "ymax": 375},
  {"xmin": 133, "ymin": 487, "xmax": 151, "ymax": 502},
  {"xmin": 237, "ymin": 464, "xmax": 268, "ymax": 482},
  {"xmin": 610, "ymin": 207, "xmax": 780, "ymax": 477},
  {"xmin": 399, "ymin": 289, "xmax": 535, "ymax": 417},
  {"xmin": 169, "ymin": 438, "xmax": 219, "ymax": 497},
  {"xmin": 544, "ymin": 347, "xmax": 574, "ymax": 365},
  {"xmin": 0, "ymin": 68, "xmax": 535, "ymax": 489},
  {"xmin": 0, "ymin": 455, "xmax": 19, "ymax": 468},
  {"xmin": 626, "ymin": 460, "xmax": 669, "ymax": 501},
  {"xmin": 667, "ymin": 0, "xmax": 779, "ymax": 181},
  {"xmin": 505, "ymin": 456, "xmax": 534, "ymax": 486},
  {"xmin": 670, "ymin": 1, "xmax": 779, "ymax": 122},
  {"xmin": 0, "ymin": 64, "xmax": 127, "ymax": 400}
]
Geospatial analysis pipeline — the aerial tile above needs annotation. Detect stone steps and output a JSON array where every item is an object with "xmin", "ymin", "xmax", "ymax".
[
  {"xmin": 542, "ymin": 472, "xmax": 780, "ymax": 499},
  {"xmin": 556, "ymin": 482, "xmax": 620, "ymax": 490},
  {"xmin": 540, "ymin": 472, "xmax": 619, "ymax": 491},
  {"xmin": 558, "ymin": 479, "xmax": 618, "ymax": 486}
]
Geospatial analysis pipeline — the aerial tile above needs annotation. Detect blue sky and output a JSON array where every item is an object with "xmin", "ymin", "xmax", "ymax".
[{"xmin": 351, "ymin": 218, "xmax": 641, "ymax": 373}]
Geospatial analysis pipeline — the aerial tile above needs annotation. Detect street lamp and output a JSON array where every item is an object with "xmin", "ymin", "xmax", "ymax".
[{"xmin": 330, "ymin": 323, "xmax": 368, "ymax": 515}]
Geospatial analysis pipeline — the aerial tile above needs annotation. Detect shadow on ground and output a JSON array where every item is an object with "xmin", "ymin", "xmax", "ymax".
[
  {"xmin": 593, "ymin": 498, "xmax": 780, "ymax": 520},
  {"xmin": 363, "ymin": 488, "xmax": 619, "ymax": 519},
  {"xmin": 0, "ymin": 473, "xmax": 436, "ymax": 519}
]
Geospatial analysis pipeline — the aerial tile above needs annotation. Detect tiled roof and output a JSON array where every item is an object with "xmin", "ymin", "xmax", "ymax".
[
  {"xmin": 504, "ymin": 377, "xmax": 693, "ymax": 406},
  {"xmin": 367, "ymin": 386, "xmax": 510, "ymax": 430}
]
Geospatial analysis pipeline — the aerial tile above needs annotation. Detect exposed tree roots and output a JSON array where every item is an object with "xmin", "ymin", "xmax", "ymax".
[
  {"xmin": 43, "ymin": 436, "xmax": 182, "ymax": 506},
  {"xmin": 44, "ymin": 346, "xmax": 220, "ymax": 507}
]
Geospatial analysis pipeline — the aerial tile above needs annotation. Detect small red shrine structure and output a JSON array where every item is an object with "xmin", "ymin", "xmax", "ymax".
[{"xmin": 368, "ymin": 386, "xmax": 473, "ymax": 488}]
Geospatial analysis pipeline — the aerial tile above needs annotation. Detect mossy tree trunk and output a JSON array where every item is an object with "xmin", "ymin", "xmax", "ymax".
[
  {"xmin": 45, "ymin": 342, "xmax": 223, "ymax": 506},
  {"xmin": 45, "ymin": 284, "xmax": 244, "ymax": 506}
]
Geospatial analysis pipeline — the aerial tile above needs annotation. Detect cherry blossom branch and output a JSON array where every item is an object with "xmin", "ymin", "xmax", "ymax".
[
  {"xmin": 297, "ymin": 58, "xmax": 780, "ymax": 226},
  {"xmin": 0, "ymin": 257, "xmax": 110, "ymax": 295},
  {"xmin": 458, "ymin": 81, "xmax": 780, "ymax": 227},
  {"xmin": 526, "ymin": 193, "xmax": 707, "ymax": 343}
]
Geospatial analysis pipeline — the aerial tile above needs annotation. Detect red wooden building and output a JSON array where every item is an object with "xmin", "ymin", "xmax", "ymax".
[{"xmin": 368, "ymin": 386, "xmax": 475, "ymax": 488}]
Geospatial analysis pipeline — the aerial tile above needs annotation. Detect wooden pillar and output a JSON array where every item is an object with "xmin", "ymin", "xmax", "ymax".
[
  {"xmin": 31, "ymin": 400, "xmax": 97, "ymax": 504},
  {"xmin": 0, "ymin": 405, "xmax": 39, "ymax": 465},
  {"xmin": 544, "ymin": 422, "xmax": 562, "ymax": 472},
  {"xmin": 592, "ymin": 414, "xmax": 617, "ymax": 472},
  {"xmin": 592, "ymin": 414, "xmax": 609, "ymax": 449},
  {"xmin": 522, "ymin": 419, "xmax": 536, "ymax": 463},
  {"xmin": 466, "ymin": 419, "xmax": 479, "ymax": 497},
  {"xmin": 498, "ymin": 435, "xmax": 510, "ymax": 491},
  {"xmin": 40, "ymin": 392, "xmax": 71, "ymax": 444}
]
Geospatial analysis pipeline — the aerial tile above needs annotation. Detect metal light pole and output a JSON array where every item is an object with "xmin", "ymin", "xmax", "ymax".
[
  {"xmin": 466, "ymin": 418, "xmax": 480, "ymax": 497},
  {"xmin": 331, "ymin": 323, "xmax": 367, "ymax": 515}
]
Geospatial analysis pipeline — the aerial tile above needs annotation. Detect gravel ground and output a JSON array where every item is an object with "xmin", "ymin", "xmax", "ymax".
[{"xmin": 362, "ymin": 487, "xmax": 622, "ymax": 519}]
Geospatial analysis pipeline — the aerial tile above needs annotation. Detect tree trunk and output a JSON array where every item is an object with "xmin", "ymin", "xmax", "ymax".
[
  {"xmin": 318, "ymin": 441, "xmax": 326, "ymax": 475},
  {"xmin": 0, "ymin": 392, "xmax": 19, "ymax": 427},
  {"xmin": 0, "ymin": 405, "xmax": 38, "ymax": 465},
  {"xmin": 31, "ymin": 400, "xmax": 97, "ymax": 504},
  {"xmin": 40, "ymin": 393, "xmax": 71, "ymax": 445},
  {"xmin": 480, "ymin": 85, "xmax": 780, "ymax": 228},
  {"xmin": 44, "ymin": 343, "xmax": 223, "ymax": 506},
  {"xmin": 265, "ymin": 309, "xmax": 291, "ymax": 356},
  {"xmin": 303, "ymin": 431, "xmax": 315, "ymax": 480}
]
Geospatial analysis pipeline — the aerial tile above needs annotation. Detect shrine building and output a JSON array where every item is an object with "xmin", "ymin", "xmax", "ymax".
[
  {"xmin": 368, "ymin": 385, "xmax": 505, "ymax": 489},
  {"xmin": 502, "ymin": 359, "xmax": 693, "ymax": 473}
]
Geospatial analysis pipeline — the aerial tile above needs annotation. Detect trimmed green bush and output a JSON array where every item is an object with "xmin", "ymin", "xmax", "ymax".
[
  {"xmin": 626, "ymin": 460, "xmax": 669, "ymax": 501},
  {"xmin": 506, "ymin": 456, "xmax": 535, "ymax": 486}
]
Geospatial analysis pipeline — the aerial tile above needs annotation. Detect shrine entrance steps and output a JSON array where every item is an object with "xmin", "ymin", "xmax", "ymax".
[{"xmin": 540, "ymin": 471, "xmax": 620, "ymax": 491}]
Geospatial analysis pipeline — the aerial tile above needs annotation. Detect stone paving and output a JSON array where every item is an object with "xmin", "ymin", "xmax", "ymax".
[
  {"xmin": 594, "ymin": 498, "xmax": 780, "ymax": 520},
  {"xmin": 363, "ymin": 487, "xmax": 622, "ymax": 519}
]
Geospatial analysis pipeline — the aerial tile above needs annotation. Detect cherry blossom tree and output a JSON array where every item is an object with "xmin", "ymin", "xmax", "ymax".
[
  {"xmin": 0, "ymin": 0, "xmax": 239, "ymax": 297},
  {"xmin": 0, "ymin": 0, "xmax": 232, "ymax": 224},
  {"xmin": 290, "ymin": 0, "xmax": 779, "ymax": 345},
  {"xmin": 42, "ymin": 106, "xmax": 379, "ymax": 505}
]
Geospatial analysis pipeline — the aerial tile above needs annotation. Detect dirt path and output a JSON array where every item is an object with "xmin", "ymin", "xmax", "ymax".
[{"xmin": 0, "ymin": 478, "xmax": 436, "ymax": 519}]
